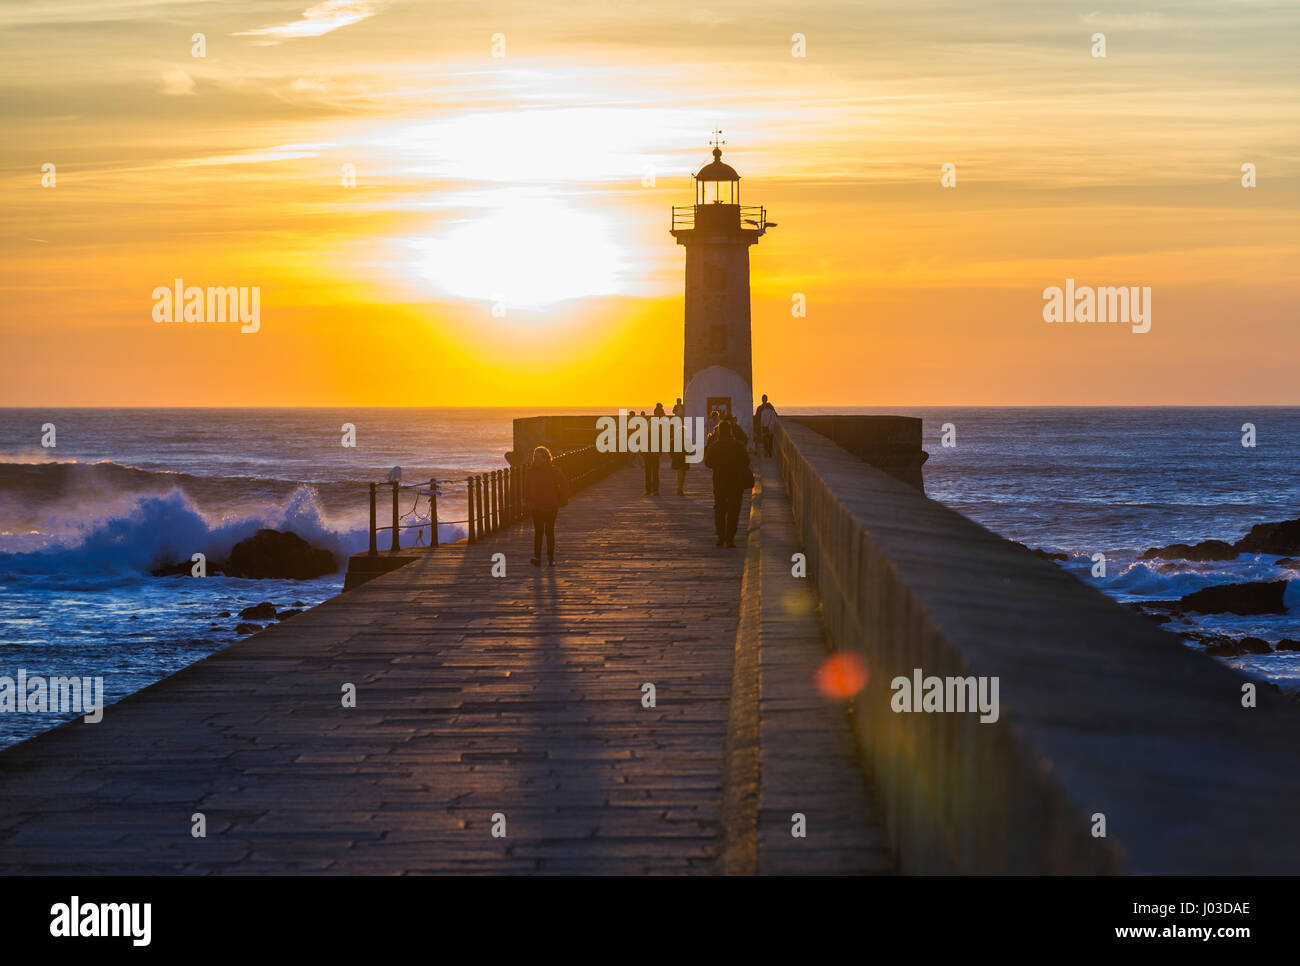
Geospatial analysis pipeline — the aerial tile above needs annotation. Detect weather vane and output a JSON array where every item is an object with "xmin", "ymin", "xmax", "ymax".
[{"xmin": 709, "ymin": 127, "xmax": 725, "ymax": 151}]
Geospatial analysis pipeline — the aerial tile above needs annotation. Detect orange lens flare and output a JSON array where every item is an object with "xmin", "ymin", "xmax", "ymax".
[{"xmin": 815, "ymin": 652, "xmax": 868, "ymax": 699}]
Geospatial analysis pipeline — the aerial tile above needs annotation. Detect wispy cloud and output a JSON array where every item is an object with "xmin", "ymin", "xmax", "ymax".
[
  {"xmin": 156, "ymin": 143, "xmax": 333, "ymax": 168},
  {"xmin": 236, "ymin": 0, "xmax": 378, "ymax": 42}
]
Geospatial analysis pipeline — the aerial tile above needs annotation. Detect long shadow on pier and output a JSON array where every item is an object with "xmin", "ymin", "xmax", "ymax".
[
  {"xmin": 428, "ymin": 467, "xmax": 745, "ymax": 872},
  {"xmin": 0, "ymin": 467, "xmax": 744, "ymax": 873}
]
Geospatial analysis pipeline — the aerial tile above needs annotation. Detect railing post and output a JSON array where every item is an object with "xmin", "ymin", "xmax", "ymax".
[
  {"xmin": 495, "ymin": 470, "xmax": 503, "ymax": 530},
  {"xmin": 368, "ymin": 483, "xmax": 377, "ymax": 556},
  {"xmin": 429, "ymin": 480, "xmax": 439, "ymax": 547},
  {"xmin": 391, "ymin": 480, "xmax": 400, "ymax": 551},
  {"xmin": 475, "ymin": 474, "xmax": 485, "ymax": 539},
  {"xmin": 503, "ymin": 468, "xmax": 512, "ymax": 524},
  {"xmin": 467, "ymin": 477, "xmax": 476, "ymax": 543}
]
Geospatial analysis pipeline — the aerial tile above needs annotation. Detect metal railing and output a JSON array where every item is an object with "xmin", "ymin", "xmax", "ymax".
[
  {"xmin": 670, "ymin": 204, "xmax": 767, "ymax": 233},
  {"xmin": 365, "ymin": 444, "xmax": 624, "ymax": 556}
]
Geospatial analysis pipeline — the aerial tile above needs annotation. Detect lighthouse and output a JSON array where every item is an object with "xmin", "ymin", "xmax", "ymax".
[{"xmin": 670, "ymin": 133, "xmax": 773, "ymax": 427}]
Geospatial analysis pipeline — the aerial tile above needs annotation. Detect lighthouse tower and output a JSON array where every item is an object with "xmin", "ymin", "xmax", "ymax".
[{"xmin": 670, "ymin": 133, "xmax": 773, "ymax": 426}]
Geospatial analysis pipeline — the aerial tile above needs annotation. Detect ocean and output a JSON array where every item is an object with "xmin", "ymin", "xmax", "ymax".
[{"xmin": 1, "ymin": 406, "xmax": 1297, "ymax": 747}]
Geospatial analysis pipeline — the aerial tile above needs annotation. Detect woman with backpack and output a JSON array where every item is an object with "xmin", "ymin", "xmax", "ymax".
[{"xmin": 524, "ymin": 445, "xmax": 570, "ymax": 567}]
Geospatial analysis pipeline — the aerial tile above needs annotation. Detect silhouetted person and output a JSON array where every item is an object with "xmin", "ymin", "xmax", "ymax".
[
  {"xmin": 706, "ymin": 408, "xmax": 722, "ymax": 440},
  {"xmin": 670, "ymin": 443, "xmax": 687, "ymax": 495},
  {"xmin": 668, "ymin": 399, "xmax": 687, "ymax": 494},
  {"xmin": 643, "ymin": 404, "xmax": 663, "ymax": 495},
  {"xmin": 524, "ymin": 445, "xmax": 569, "ymax": 566},
  {"xmin": 726, "ymin": 414, "xmax": 748, "ymax": 449},
  {"xmin": 756, "ymin": 394, "xmax": 777, "ymax": 457},
  {"xmin": 627, "ymin": 406, "xmax": 640, "ymax": 467},
  {"xmin": 704, "ymin": 421, "xmax": 752, "ymax": 548}
]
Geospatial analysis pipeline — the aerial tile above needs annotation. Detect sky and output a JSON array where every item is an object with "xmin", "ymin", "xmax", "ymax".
[{"xmin": 1, "ymin": 0, "xmax": 1297, "ymax": 406}]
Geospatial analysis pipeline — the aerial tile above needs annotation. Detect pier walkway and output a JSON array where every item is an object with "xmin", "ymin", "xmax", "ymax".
[{"xmin": 0, "ymin": 463, "xmax": 890, "ymax": 874}]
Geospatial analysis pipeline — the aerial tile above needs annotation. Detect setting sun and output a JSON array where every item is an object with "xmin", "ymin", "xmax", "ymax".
[{"xmin": 403, "ymin": 194, "xmax": 632, "ymax": 308}]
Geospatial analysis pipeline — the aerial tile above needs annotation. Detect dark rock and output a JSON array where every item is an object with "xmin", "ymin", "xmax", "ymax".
[
  {"xmin": 1010, "ymin": 541, "xmax": 1068, "ymax": 562},
  {"xmin": 292, "ymin": 601, "xmax": 305, "ymax": 607},
  {"xmin": 238, "ymin": 601, "xmax": 277, "ymax": 620},
  {"xmin": 216, "ymin": 611, "xmax": 231, "ymax": 618},
  {"xmin": 1233, "ymin": 519, "xmax": 1300, "ymax": 556},
  {"xmin": 1126, "ymin": 603, "xmax": 1172, "ymax": 624},
  {"xmin": 1173, "ymin": 580, "xmax": 1289, "ymax": 616},
  {"xmin": 234, "ymin": 623, "xmax": 261, "ymax": 635},
  {"xmin": 276, "ymin": 609, "xmax": 303, "ymax": 620},
  {"xmin": 225, "ymin": 529, "xmax": 336, "ymax": 580},
  {"xmin": 1140, "ymin": 539, "xmax": 1237, "ymax": 562},
  {"xmin": 1200, "ymin": 636, "xmax": 1245, "ymax": 657},
  {"xmin": 1129, "ymin": 519, "xmax": 1300, "ymax": 566},
  {"xmin": 1275, "ymin": 639, "xmax": 1300, "ymax": 652},
  {"xmin": 1197, "ymin": 635, "xmax": 1270, "ymax": 656},
  {"xmin": 1276, "ymin": 558, "xmax": 1300, "ymax": 570}
]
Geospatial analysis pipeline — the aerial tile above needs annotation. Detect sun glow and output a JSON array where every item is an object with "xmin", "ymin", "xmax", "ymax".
[
  {"xmin": 379, "ymin": 105, "xmax": 699, "ymax": 185},
  {"xmin": 405, "ymin": 194, "xmax": 634, "ymax": 309},
  {"xmin": 373, "ymin": 102, "xmax": 710, "ymax": 309}
]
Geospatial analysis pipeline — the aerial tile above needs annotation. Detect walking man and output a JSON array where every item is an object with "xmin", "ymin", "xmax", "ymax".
[
  {"xmin": 704, "ymin": 422, "xmax": 753, "ymax": 548},
  {"xmin": 755, "ymin": 394, "xmax": 778, "ymax": 457}
]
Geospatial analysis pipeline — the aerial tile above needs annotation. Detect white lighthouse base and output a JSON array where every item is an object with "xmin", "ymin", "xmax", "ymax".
[{"xmin": 684, "ymin": 365, "xmax": 753, "ymax": 433}]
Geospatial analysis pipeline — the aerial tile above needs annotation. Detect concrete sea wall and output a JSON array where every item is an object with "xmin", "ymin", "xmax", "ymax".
[{"xmin": 775, "ymin": 418, "xmax": 1300, "ymax": 874}]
